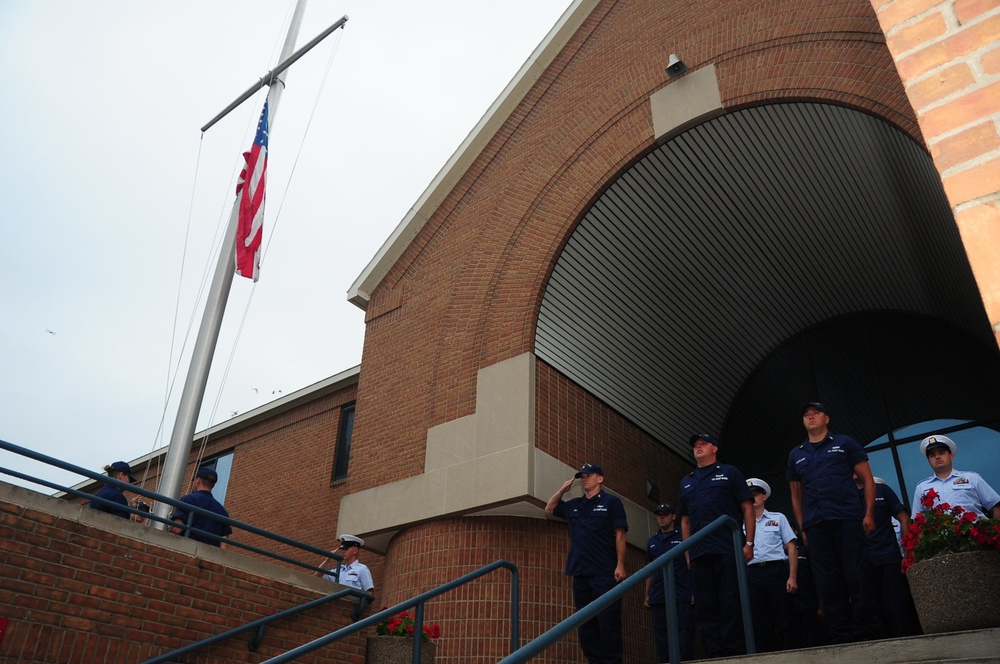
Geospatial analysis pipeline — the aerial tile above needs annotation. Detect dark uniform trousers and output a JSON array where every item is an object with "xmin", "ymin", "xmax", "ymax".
[
  {"xmin": 865, "ymin": 563, "xmax": 921, "ymax": 638},
  {"xmin": 746, "ymin": 560, "xmax": 791, "ymax": 652},
  {"xmin": 691, "ymin": 552, "xmax": 745, "ymax": 657},
  {"xmin": 572, "ymin": 574, "xmax": 623, "ymax": 664},
  {"xmin": 807, "ymin": 519, "xmax": 868, "ymax": 643},
  {"xmin": 650, "ymin": 600, "xmax": 694, "ymax": 662}
]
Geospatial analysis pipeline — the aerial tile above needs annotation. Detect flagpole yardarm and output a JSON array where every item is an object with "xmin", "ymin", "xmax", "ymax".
[{"xmin": 201, "ymin": 15, "xmax": 348, "ymax": 133}]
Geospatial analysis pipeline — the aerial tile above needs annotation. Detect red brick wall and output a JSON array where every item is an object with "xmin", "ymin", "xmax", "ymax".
[
  {"xmin": 536, "ymin": 360, "xmax": 692, "ymax": 509},
  {"xmin": 0, "ymin": 484, "xmax": 367, "ymax": 664},
  {"xmin": 378, "ymin": 516, "xmax": 654, "ymax": 663},
  {"xmin": 350, "ymin": 0, "xmax": 919, "ymax": 492},
  {"xmin": 873, "ymin": 0, "xmax": 1000, "ymax": 346}
]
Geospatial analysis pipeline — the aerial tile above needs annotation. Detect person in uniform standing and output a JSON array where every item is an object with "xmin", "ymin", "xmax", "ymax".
[
  {"xmin": 546, "ymin": 463, "xmax": 628, "ymax": 664},
  {"xmin": 170, "ymin": 466, "xmax": 233, "ymax": 548},
  {"xmin": 787, "ymin": 402, "xmax": 875, "ymax": 644},
  {"xmin": 645, "ymin": 502, "xmax": 694, "ymax": 662},
  {"xmin": 855, "ymin": 475, "xmax": 920, "ymax": 638},
  {"xmin": 89, "ymin": 461, "xmax": 138, "ymax": 519},
  {"xmin": 317, "ymin": 534, "xmax": 375, "ymax": 593},
  {"xmin": 911, "ymin": 435, "xmax": 1000, "ymax": 520},
  {"xmin": 743, "ymin": 478, "xmax": 797, "ymax": 652},
  {"xmin": 678, "ymin": 434, "xmax": 755, "ymax": 657}
]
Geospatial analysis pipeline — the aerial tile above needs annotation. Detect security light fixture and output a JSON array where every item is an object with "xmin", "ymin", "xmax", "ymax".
[{"xmin": 666, "ymin": 53, "xmax": 686, "ymax": 76}]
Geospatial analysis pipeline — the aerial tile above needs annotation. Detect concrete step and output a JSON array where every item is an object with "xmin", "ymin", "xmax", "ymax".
[{"xmin": 698, "ymin": 628, "xmax": 1000, "ymax": 664}]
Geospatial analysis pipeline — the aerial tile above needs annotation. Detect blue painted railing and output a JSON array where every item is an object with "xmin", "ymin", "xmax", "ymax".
[
  {"xmin": 261, "ymin": 559, "xmax": 521, "ymax": 664},
  {"xmin": 497, "ymin": 515, "xmax": 755, "ymax": 664},
  {"xmin": 0, "ymin": 438, "xmax": 342, "ymax": 577},
  {"xmin": 140, "ymin": 587, "xmax": 374, "ymax": 664}
]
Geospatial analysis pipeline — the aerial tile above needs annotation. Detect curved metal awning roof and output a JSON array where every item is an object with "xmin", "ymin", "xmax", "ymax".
[{"xmin": 535, "ymin": 102, "xmax": 993, "ymax": 459}]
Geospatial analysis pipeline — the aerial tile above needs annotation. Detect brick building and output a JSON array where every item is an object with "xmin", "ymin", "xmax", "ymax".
[
  {"xmin": 330, "ymin": 0, "xmax": 1000, "ymax": 660},
  {"xmin": 18, "ymin": 0, "xmax": 1000, "ymax": 662}
]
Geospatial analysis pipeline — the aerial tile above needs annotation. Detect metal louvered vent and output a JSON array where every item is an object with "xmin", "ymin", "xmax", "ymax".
[{"xmin": 535, "ymin": 103, "xmax": 992, "ymax": 459}]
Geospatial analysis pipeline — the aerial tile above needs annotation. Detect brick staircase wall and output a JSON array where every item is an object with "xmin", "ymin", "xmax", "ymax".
[{"xmin": 0, "ymin": 481, "xmax": 367, "ymax": 664}]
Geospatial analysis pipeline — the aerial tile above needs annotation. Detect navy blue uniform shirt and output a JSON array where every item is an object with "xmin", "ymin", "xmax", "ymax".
[
  {"xmin": 647, "ymin": 527, "xmax": 691, "ymax": 604},
  {"xmin": 786, "ymin": 433, "xmax": 867, "ymax": 528},
  {"xmin": 863, "ymin": 483, "xmax": 905, "ymax": 565},
  {"xmin": 171, "ymin": 490, "xmax": 233, "ymax": 546},
  {"xmin": 553, "ymin": 489, "xmax": 628, "ymax": 577},
  {"xmin": 677, "ymin": 463, "xmax": 752, "ymax": 559},
  {"xmin": 90, "ymin": 484, "xmax": 130, "ymax": 519}
]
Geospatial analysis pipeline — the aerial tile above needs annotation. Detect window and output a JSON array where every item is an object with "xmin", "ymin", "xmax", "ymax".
[
  {"xmin": 332, "ymin": 403, "xmax": 356, "ymax": 481},
  {"xmin": 866, "ymin": 419, "xmax": 1000, "ymax": 512},
  {"xmin": 199, "ymin": 450, "xmax": 234, "ymax": 505}
]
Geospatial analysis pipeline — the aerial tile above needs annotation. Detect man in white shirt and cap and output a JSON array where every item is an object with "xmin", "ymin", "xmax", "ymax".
[
  {"xmin": 744, "ymin": 478, "xmax": 797, "ymax": 652},
  {"xmin": 317, "ymin": 534, "xmax": 375, "ymax": 594},
  {"xmin": 911, "ymin": 435, "xmax": 1000, "ymax": 520}
]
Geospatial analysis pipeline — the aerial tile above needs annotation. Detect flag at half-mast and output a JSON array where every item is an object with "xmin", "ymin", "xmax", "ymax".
[{"xmin": 235, "ymin": 99, "xmax": 269, "ymax": 281}]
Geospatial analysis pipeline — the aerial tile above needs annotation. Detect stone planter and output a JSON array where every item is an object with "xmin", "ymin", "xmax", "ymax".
[
  {"xmin": 906, "ymin": 549, "xmax": 1000, "ymax": 634},
  {"xmin": 366, "ymin": 635, "xmax": 436, "ymax": 664}
]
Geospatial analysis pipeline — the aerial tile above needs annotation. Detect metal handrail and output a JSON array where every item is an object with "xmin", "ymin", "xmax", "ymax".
[
  {"xmin": 497, "ymin": 515, "xmax": 755, "ymax": 664},
  {"xmin": 0, "ymin": 438, "xmax": 342, "ymax": 576},
  {"xmin": 261, "ymin": 559, "xmax": 521, "ymax": 664},
  {"xmin": 140, "ymin": 587, "xmax": 374, "ymax": 664}
]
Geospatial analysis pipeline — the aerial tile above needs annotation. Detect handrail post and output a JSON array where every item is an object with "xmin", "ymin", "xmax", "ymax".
[
  {"xmin": 733, "ymin": 526, "xmax": 756, "ymax": 654},
  {"xmin": 509, "ymin": 564, "xmax": 520, "ymax": 654},
  {"xmin": 248, "ymin": 624, "xmax": 266, "ymax": 652},
  {"xmin": 665, "ymin": 565, "xmax": 680, "ymax": 664},
  {"xmin": 413, "ymin": 602, "xmax": 425, "ymax": 663}
]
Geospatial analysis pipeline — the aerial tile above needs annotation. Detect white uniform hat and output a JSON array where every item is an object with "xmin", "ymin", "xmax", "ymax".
[
  {"xmin": 746, "ymin": 478, "xmax": 771, "ymax": 499},
  {"xmin": 338, "ymin": 533, "xmax": 365, "ymax": 548},
  {"xmin": 919, "ymin": 435, "xmax": 956, "ymax": 457}
]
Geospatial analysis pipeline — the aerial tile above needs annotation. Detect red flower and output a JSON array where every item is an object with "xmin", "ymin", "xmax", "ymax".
[
  {"xmin": 376, "ymin": 610, "xmax": 443, "ymax": 642},
  {"xmin": 903, "ymin": 491, "xmax": 1000, "ymax": 573}
]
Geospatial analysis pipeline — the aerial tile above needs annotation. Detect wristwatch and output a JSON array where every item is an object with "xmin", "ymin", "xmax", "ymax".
[{"xmin": 746, "ymin": 541, "xmax": 755, "ymax": 547}]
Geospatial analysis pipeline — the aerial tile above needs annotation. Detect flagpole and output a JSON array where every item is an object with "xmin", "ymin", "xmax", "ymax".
[{"xmin": 152, "ymin": 0, "xmax": 310, "ymax": 529}]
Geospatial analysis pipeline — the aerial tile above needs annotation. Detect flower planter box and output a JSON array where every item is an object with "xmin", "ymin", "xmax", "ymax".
[
  {"xmin": 906, "ymin": 549, "xmax": 1000, "ymax": 634},
  {"xmin": 366, "ymin": 635, "xmax": 437, "ymax": 664}
]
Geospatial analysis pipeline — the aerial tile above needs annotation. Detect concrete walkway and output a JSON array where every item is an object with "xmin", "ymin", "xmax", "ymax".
[{"xmin": 700, "ymin": 628, "xmax": 1000, "ymax": 664}]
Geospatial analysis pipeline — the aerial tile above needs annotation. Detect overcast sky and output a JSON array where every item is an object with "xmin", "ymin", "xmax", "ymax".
[{"xmin": 0, "ymin": 0, "xmax": 574, "ymax": 490}]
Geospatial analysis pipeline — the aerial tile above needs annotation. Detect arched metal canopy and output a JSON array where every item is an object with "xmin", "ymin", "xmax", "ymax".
[{"xmin": 535, "ymin": 102, "xmax": 994, "ymax": 460}]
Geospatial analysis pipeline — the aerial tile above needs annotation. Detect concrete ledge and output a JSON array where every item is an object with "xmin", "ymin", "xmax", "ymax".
[{"xmin": 338, "ymin": 352, "xmax": 658, "ymax": 552}]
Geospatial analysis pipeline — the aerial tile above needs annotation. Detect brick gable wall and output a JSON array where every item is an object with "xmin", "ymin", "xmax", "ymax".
[{"xmin": 351, "ymin": 0, "xmax": 917, "ymax": 490}]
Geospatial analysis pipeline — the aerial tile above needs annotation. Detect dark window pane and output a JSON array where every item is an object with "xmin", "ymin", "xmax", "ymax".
[{"xmin": 333, "ymin": 404, "xmax": 356, "ymax": 480}]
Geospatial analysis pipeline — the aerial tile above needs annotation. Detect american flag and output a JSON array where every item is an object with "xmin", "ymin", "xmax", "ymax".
[{"xmin": 235, "ymin": 99, "xmax": 269, "ymax": 281}]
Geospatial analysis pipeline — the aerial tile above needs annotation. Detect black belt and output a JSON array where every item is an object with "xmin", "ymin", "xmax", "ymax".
[{"xmin": 747, "ymin": 560, "xmax": 786, "ymax": 569}]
